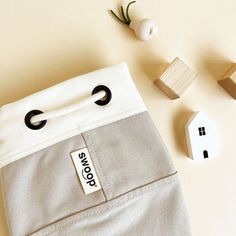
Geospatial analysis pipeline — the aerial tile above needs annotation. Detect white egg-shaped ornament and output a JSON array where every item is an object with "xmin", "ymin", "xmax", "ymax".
[
  {"xmin": 110, "ymin": 1, "xmax": 159, "ymax": 41},
  {"xmin": 129, "ymin": 19, "xmax": 159, "ymax": 41}
]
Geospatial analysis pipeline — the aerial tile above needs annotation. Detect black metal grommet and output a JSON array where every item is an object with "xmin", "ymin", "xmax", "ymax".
[
  {"xmin": 24, "ymin": 110, "xmax": 47, "ymax": 130},
  {"xmin": 92, "ymin": 85, "xmax": 112, "ymax": 106}
]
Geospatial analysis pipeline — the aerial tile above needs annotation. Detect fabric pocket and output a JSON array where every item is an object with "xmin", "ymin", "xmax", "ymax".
[
  {"xmin": 30, "ymin": 173, "xmax": 191, "ymax": 236},
  {"xmin": 81, "ymin": 111, "xmax": 176, "ymax": 200}
]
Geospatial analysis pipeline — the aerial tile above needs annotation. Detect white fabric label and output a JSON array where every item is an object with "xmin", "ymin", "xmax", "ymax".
[{"xmin": 71, "ymin": 148, "xmax": 101, "ymax": 195}]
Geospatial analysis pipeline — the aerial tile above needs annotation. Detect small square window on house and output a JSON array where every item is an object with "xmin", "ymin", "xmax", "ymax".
[{"xmin": 198, "ymin": 127, "xmax": 206, "ymax": 136}]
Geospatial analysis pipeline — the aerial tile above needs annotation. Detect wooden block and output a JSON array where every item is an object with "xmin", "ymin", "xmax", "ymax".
[
  {"xmin": 218, "ymin": 64, "xmax": 236, "ymax": 99},
  {"xmin": 154, "ymin": 57, "xmax": 198, "ymax": 99},
  {"xmin": 185, "ymin": 112, "xmax": 220, "ymax": 160}
]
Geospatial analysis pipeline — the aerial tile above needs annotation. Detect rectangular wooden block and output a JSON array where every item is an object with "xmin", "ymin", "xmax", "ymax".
[
  {"xmin": 154, "ymin": 58, "xmax": 198, "ymax": 100},
  {"xmin": 218, "ymin": 64, "xmax": 236, "ymax": 99}
]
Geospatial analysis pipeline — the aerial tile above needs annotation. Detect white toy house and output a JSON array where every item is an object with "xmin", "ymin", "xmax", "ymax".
[{"xmin": 185, "ymin": 112, "xmax": 220, "ymax": 160}]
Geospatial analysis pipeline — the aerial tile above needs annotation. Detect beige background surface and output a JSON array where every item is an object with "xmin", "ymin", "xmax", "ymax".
[{"xmin": 0, "ymin": 0, "xmax": 235, "ymax": 235}]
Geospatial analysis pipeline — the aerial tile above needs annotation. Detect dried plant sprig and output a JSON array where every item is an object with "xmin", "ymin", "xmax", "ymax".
[
  {"xmin": 121, "ymin": 6, "xmax": 128, "ymax": 22},
  {"xmin": 110, "ymin": 1, "xmax": 136, "ymax": 25},
  {"xmin": 126, "ymin": 1, "xmax": 136, "ymax": 22},
  {"xmin": 110, "ymin": 9, "xmax": 128, "ymax": 24}
]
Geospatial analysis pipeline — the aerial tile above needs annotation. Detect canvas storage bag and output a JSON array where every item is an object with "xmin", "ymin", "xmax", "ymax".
[{"xmin": 0, "ymin": 63, "xmax": 191, "ymax": 236}]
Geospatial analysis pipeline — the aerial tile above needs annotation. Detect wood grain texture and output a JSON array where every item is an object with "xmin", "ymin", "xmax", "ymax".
[
  {"xmin": 154, "ymin": 58, "xmax": 198, "ymax": 100},
  {"xmin": 218, "ymin": 64, "xmax": 236, "ymax": 99}
]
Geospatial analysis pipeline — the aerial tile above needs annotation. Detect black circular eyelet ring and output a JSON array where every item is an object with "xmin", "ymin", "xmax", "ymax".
[
  {"xmin": 92, "ymin": 85, "xmax": 112, "ymax": 106},
  {"xmin": 24, "ymin": 110, "xmax": 47, "ymax": 130}
]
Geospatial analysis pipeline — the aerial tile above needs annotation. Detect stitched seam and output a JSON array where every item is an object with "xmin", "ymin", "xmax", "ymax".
[
  {"xmin": 32, "ymin": 172, "xmax": 178, "ymax": 236},
  {"xmin": 85, "ymin": 132, "xmax": 113, "ymax": 199},
  {"xmin": 40, "ymin": 173, "xmax": 177, "ymax": 236},
  {"xmin": 80, "ymin": 133, "xmax": 109, "ymax": 202},
  {"xmin": 0, "ymin": 106, "xmax": 146, "ymax": 167},
  {"xmin": 110, "ymin": 171, "xmax": 177, "ymax": 201}
]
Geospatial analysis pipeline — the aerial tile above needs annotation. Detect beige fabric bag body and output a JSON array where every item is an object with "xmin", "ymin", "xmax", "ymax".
[{"xmin": 0, "ymin": 63, "xmax": 191, "ymax": 236}]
